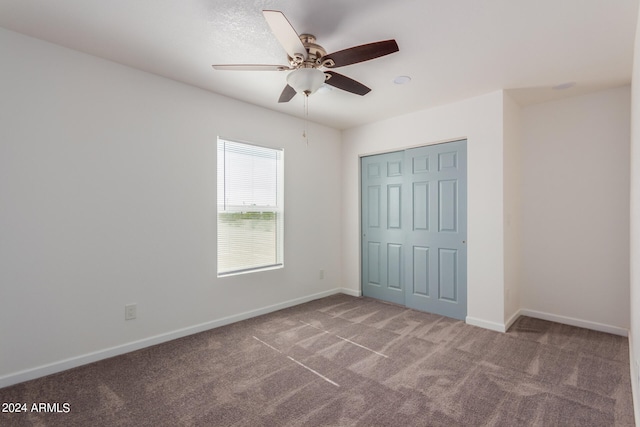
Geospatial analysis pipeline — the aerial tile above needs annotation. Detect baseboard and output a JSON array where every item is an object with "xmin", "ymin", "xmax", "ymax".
[
  {"xmin": 519, "ymin": 308, "xmax": 628, "ymax": 337},
  {"xmin": 339, "ymin": 287, "xmax": 362, "ymax": 297},
  {"xmin": 504, "ymin": 309, "xmax": 522, "ymax": 332},
  {"xmin": 629, "ymin": 334, "xmax": 640, "ymax": 426},
  {"xmin": 465, "ymin": 316, "xmax": 507, "ymax": 333},
  {"xmin": 464, "ymin": 308, "xmax": 627, "ymax": 336},
  {"xmin": 0, "ymin": 288, "xmax": 347, "ymax": 389}
]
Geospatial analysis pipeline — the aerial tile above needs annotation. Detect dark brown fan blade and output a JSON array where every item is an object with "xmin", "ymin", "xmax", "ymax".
[
  {"xmin": 278, "ymin": 84, "xmax": 297, "ymax": 103},
  {"xmin": 321, "ymin": 40, "xmax": 399, "ymax": 68},
  {"xmin": 324, "ymin": 71, "xmax": 371, "ymax": 96}
]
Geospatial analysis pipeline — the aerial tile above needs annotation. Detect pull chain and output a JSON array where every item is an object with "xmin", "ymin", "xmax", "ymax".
[{"xmin": 302, "ymin": 92, "xmax": 309, "ymax": 146}]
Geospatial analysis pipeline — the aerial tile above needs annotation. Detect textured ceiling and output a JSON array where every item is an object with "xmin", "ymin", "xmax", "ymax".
[{"xmin": 0, "ymin": 0, "xmax": 637, "ymax": 129}]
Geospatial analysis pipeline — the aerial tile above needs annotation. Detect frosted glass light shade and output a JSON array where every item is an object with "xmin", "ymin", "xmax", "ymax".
[{"xmin": 286, "ymin": 68, "xmax": 326, "ymax": 95}]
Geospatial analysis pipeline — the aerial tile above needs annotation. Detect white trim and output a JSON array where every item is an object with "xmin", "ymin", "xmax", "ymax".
[
  {"xmin": 339, "ymin": 287, "xmax": 362, "ymax": 297},
  {"xmin": 518, "ymin": 308, "xmax": 628, "ymax": 337},
  {"xmin": 504, "ymin": 309, "xmax": 522, "ymax": 332},
  {"xmin": 465, "ymin": 316, "xmax": 507, "ymax": 332},
  {"xmin": 629, "ymin": 334, "xmax": 640, "ymax": 426},
  {"xmin": 0, "ymin": 288, "xmax": 350, "ymax": 389},
  {"xmin": 467, "ymin": 308, "xmax": 629, "ymax": 336}
]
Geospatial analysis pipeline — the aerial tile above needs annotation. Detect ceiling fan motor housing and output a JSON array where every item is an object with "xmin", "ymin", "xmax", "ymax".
[{"xmin": 288, "ymin": 34, "xmax": 330, "ymax": 69}]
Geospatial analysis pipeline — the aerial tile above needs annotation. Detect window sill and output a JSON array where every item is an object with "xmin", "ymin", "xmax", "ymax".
[{"xmin": 217, "ymin": 263, "xmax": 283, "ymax": 278}]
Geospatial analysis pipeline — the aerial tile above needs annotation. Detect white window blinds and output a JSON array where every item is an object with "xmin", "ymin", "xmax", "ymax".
[{"xmin": 217, "ymin": 138, "xmax": 284, "ymax": 275}]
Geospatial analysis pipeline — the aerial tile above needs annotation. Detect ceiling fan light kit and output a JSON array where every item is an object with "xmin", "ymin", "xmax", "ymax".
[
  {"xmin": 286, "ymin": 68, "xmax": 326, "ymax": 96},
  {"xmin": 212, "ymin": 10, "xmax": 399, "ymax": 103}
]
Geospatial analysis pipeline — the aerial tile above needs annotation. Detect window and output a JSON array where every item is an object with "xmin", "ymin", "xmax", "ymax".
[{"xmin": 217, "ymin": 138, "xmax": 284, "ymax": 276}]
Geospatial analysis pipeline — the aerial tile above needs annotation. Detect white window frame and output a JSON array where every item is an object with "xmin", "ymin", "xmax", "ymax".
[{"xmin": 217, "ymin": 138, "xmax": 284, "ymax": 276}]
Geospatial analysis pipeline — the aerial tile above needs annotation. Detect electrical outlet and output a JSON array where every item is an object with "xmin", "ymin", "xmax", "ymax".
[
  {"xmin": 319, "ymin": 269, "xmax": 324, "ymax": 280},
  {"xmin": 125, "ymin": 304, "xmax": 137, "ymax": 320}
]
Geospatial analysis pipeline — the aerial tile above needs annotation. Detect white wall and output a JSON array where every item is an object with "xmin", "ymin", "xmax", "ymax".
[
  {"xmin": 0, "ymin": 28, "xmax": 343, "ymax": 386},
  {"xmin": 503, "ymin": 92, "xmax": 523, "ymax": 324},
  {"xmin": 629, "ymin": 2, "xmax": 640, "ymax": 422},
  {"xmin": 520, "ymin": 87, "xmax": 631, "ymax": 333},
  {"xmin": 341, "ymin": 91, "xmax": 508, "ymax": 331}
]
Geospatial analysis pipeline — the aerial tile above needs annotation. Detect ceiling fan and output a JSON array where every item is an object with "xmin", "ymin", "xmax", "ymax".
[{"xmin": 212, "ymin": 10, "xmax": 399, "ymax": 103}]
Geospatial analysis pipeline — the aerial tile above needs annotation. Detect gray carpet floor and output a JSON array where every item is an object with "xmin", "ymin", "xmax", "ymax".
[{"xmin": 0, "ymin": 294, "xmax": 635, "ymax": 426}]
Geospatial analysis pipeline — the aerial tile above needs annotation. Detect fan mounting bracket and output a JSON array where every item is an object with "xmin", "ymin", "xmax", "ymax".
[{"xmin": 299, "ymin": 34, "xmax": 327, "ymax": 66}]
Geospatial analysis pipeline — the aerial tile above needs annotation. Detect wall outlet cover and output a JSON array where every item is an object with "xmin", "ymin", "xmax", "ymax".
[{"xmin": 125, "ymin": 304, "xmax": 137, "ymax": 320}]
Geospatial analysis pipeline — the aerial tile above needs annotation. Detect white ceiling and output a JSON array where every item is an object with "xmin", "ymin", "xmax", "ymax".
[{"xmin": 0, "ymin": 0, "xmax": 637, "ymax": 129}]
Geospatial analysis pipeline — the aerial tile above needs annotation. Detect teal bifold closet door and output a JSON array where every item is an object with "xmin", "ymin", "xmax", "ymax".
[
  {"xmin": 361, "ymin": 150, "xmax": 406, "ymax": 305},
  {"xmin": 361, "ymin": 140, "xmax": 467, "ymax": 320}
]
